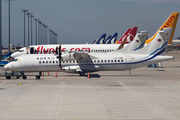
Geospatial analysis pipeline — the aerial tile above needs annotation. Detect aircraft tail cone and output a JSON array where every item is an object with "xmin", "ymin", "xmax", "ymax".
[
  {"xmin": 87, "ymin": 72, "xmax": 90, "ymax": 78},
  {"xmin": 55, "ymin": 71, "xmax": 57, "ymax": 77}
]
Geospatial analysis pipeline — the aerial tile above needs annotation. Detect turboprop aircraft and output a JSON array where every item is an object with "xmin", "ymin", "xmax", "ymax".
[{"xmin": 4, "ymin": 28, "xmax": 172, "ymax": 79}]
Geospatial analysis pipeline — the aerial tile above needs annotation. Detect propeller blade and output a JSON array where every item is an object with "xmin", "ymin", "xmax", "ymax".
[{"xmin": 59, "ymin": 45, "xmax": 62, "ymax": 69}]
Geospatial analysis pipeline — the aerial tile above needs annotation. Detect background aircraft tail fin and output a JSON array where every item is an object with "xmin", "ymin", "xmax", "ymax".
[
  {"xmin": 145, "ymin": 12, "xmax": 179, "ymax": 44},
  {"xmin": 106, "ymin": 33, "xmax": 118, "ymax": 44},
  {"xmin": 115, "ymin": 28, "xmax": 131, "ymax": 44},
  {"xmin": 94, "ymin": 34, "xmax": 106, "ymax": 44},
  {"xmin": 118, "ymin": 27, "xmax": 138, "ymax": 44},
  {"xmin": 105, "ymin": 35, "xmax": 112, "ymax": 44},
  {"xmin": 117, "ymin": 31, "xmax": 148, "ymax": 52}
]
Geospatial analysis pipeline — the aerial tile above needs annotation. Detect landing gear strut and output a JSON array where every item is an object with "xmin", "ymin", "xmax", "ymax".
[{"xmin": 78, "ymin": 71, "xmax": 85, "ymax": 76}]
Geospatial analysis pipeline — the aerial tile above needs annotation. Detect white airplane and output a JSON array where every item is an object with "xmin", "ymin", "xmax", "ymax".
[
  {"xmin": 4, "ymin": 28, "xmax": 173, "ymax": 79},
  {"xmin": 10, "ymin": 12, "xmax": 179, "ymax": 58}
]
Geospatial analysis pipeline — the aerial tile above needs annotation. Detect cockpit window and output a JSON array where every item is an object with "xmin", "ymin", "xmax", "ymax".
[
  {"xmin": 19, "ymin": 50, "xmax": 24, "ymax": 52},
  {"xmin": 14, "ymin": 59, "xmax": 18, "ymax": 62},
  {"xmin": 13, "ymin": 59, "xmax": 21, "ymax": 62}
]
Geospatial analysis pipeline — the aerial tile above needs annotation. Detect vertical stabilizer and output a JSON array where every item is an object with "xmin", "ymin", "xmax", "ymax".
[
  {"xmin": 118, "ymin": 27, "xmax": 138, "ymax": 44},
  {"xmin": 105, "ymin": 35, "xmax": 112, "ymax": 44},
  {"xmin": 145, "ymin": 12, "xmax": 179, "ymax": 44},
  {"xmin": 94, "ymin": 34, "xmax": 106, "ymax": 44},
  {"xmin": 106, "ymin": 33, "xmax": 118, "ymax": 44},
  {"xmin": 117, "ymin": 31, "xmax": 148, "ymax": 52},
  {"xmin": 115, "ymin": 28, "xmax": 131, "ymax": 44},
  {"xmin": 134, "ymin": 28, "xmax": 173, "ymax": 55}
]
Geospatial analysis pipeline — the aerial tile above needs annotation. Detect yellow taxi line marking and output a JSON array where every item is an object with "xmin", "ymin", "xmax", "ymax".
[{"xmin": 17, "ymin": 83, "xmax": 23, "ymax": 86}]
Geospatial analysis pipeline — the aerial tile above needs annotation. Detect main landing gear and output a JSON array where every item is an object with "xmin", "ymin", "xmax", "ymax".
[
  {"xmin": 78, "ymin": 71, "xmax": 85, "ymax": 76},
  {"xmin": 15, "ymin": 71, "xmax": 27, "ymax": 79}
]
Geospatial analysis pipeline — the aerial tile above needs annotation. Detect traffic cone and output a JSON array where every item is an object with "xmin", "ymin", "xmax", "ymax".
[
  {"xmin": 47, "ymin": 72, "xmax": 49, "ymax": 76},
  {"xmin": 55, "ymin": 71, "xmax": 57, "ymax": 77},
  {"xmin": 87, "ymin": 72, "xmax": 90, "ymax": 78},
  {"xmin": 42, "ymin": 72, "xmax": 44, "ymax": 77}
]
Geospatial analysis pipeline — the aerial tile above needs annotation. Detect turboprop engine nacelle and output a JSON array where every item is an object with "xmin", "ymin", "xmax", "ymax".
[{"xmin": 61, "ymin": 53, "xmax": 76, "ymax": 61}]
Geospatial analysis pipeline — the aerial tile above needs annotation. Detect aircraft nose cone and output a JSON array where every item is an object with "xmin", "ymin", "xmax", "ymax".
[{"xmin": 4, "ymin": 64, "xmax": 9, "ymax": 70}]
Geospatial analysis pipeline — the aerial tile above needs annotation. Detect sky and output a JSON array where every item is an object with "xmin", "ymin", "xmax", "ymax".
[{"xmin": 1, "ymin": 0, "xmax": 180, "ymax": 47}]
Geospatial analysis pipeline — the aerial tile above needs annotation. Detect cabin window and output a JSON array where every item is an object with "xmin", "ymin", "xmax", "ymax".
[
  {"xmin": 104, "ymin": 60, "xmax": 106, "ymax": 62},
  {"xmin": 66, "ymin": 61, "xmax": 68, "ymax": 63},
  {"xmin": 114, "ymin": 60, "xmax": 116, "ymax": 62},
  {"xmin": 107, "ymin": 50, "xmax": 109, "ymax": 52},
  {"xmin": 73, "ymin": 61, "xmax": 75, "ymax": 63},
  {"xmin": 83, "ymin": 60, "xmax": 85, "ymax": 63},
  {"xmin": 87, "ymin": 60, "xmax": 89, "ymax": 63},
  {"xmin": 121, "ymin": 60, "xmax": 123, "ymax": 62},
  {"xmin": 53, "ymin": 61, "xmax": 54, "ymax": 63},
  {"xmin": 91, "ymin": 50, "xmax": 93, "ymax": 53},
  {"xmin": 56, "ymin": 61, "xmax": 58, "ymax": 63},
  {"xmin": 101, "ymin": 60, "xmax": 103, "ymax": 63},
  {"xmin": 105, "ymin": 50, "xmax": 106, "ymax": 52},
  {"xmin": 80, "ymin": 60, "xmax": 82, "ymax": 63},
  {"xmin": 94, "ymin": 60, "xmax": 96, "ymax": 63},
  {"xmin": 46, "ymin": 61, "xmax": 48, "ymax": 63},
  {"xmin": 43, "ymin": 61, "xmax": 45, "ymax": 64},
  {"xmin": 69, "ymin": 61, "xmax": 71, "ymax": 63},
  {"xmin": 111, "ymin": 60, "xmax": 113, "ymax": 62},
  {"xmin": 49, "ymin": 61, "xmax": 51, "ymax": 63},
  {"xmin": 97, "ymin": 60, "xmax": 100, "ymax": 63},
  {"xmin": 62, "ymin": 61, "xmax": 65, "ymax": 63},
  {"xmin": 118, "ymin": 60, "xmax": 120, "ymax": 62},
  {"xmin": 77, "ymin": 60, "xmax": 79, "ymax": 63},
  {"xmin": 108, "ymin": 60, "xmax": 110, "ymax": 62},
  {"xmin": 39, "ymin": 61, "xmax": 41, "ymax": 64}
]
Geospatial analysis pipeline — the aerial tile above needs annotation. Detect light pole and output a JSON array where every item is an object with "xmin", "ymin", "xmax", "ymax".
[
  {"xmin": 26, "ymin": 12, "xmax": 30, "ymax": 46},
  {"xmin": 30, "ymin": 13, "xmax": 34, "ymax": 45},
  {"xmin": 38, "ymin": 20, "xmax": 41, "ymax": 44},
  {"xmin": 0, "ymin": 0, "xmax": 2, "ymax": 60},
  {"xmin": 34, "ymin": 19, "xmax": 38, "ymax": 45},
  {"xmin": 7, "ymin": 0, "xmax": 13, "ymax": 53},
  {"xmin": 21, "ymin": 9, "xmax": 28, "ymax": 47},
  {"xmin": 44, "ymin": 24, "xmax": 48, "ymax": 44}
]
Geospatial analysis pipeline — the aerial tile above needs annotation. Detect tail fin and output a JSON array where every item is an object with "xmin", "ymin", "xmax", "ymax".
[
  {"xmin": 92, "ymin": 40, "xmax": 96, "ymax": 44},
  {"xmin": 106, "ymin": 33, "xmax": 118, "ymax": 44},
  {"xmin": 133, "ymin": 28, "xmax": 173, "ymax": 55},
  {"xmin": 145, "ymin": 12, "xmax": 179, "ymax": 44},
  {"xmin": 115, "ymin": 28, "xmax": 131, "ymax": 44},
  {"xmin": 105, "ymin": 35, "xmax": 112, "ymax": 44},
  {"xmin": 118, "ymin": 27, "xmax": 138, "ymax": 44},
  {"xmin": 117, "ymin": 31, "xmax": 148, "ymax": 52},
  {"xmin": 94, "ymin": 34, "xmax": 106, "ymax": 44}
]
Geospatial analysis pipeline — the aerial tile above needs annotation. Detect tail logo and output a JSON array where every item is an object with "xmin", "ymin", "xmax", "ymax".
[{"xmin": 163, "ymin": 15, "xmax": 176, "ymax": 27}]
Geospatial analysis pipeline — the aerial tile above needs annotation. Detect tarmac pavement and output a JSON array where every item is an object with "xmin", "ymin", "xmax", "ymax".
[{"xmin": 0, "ymin": 51, "xmax": 180, "ymax": 120}]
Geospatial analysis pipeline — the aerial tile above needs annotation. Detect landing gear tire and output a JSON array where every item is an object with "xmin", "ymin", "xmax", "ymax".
[
  {"xmin": 23, "ymin": 76, "xmax": 27, "ymax": 79},
  {"xmin": 36, "ymin": 76, "xmax": 40, "ymax": 80},
  {"xmin": 16, "ymin": 76, "xmax": 20, "ymax": 79},
  {"xmin": 78, "ymin": 72, "xmax": 85, "ymax": 76},
  {"xmin": 6, "ymin": 76, "xmax": 11, "ymax": 79}
]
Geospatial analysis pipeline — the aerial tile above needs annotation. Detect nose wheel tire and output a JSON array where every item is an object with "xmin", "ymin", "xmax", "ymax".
[
  {"xmin": 36, "ymin": 76, "xmax": 40, "ymax": 80},
  {"xmin": 23, "ymin": 76, "xmax": 27, "ymax": 79},
  {"xmin": 16, "ymin": 76, "xmax": 20, "ymax": 79},
  {"xmin": 6, "ymin": 76, "xmax": 11, "ymax": 79}
]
